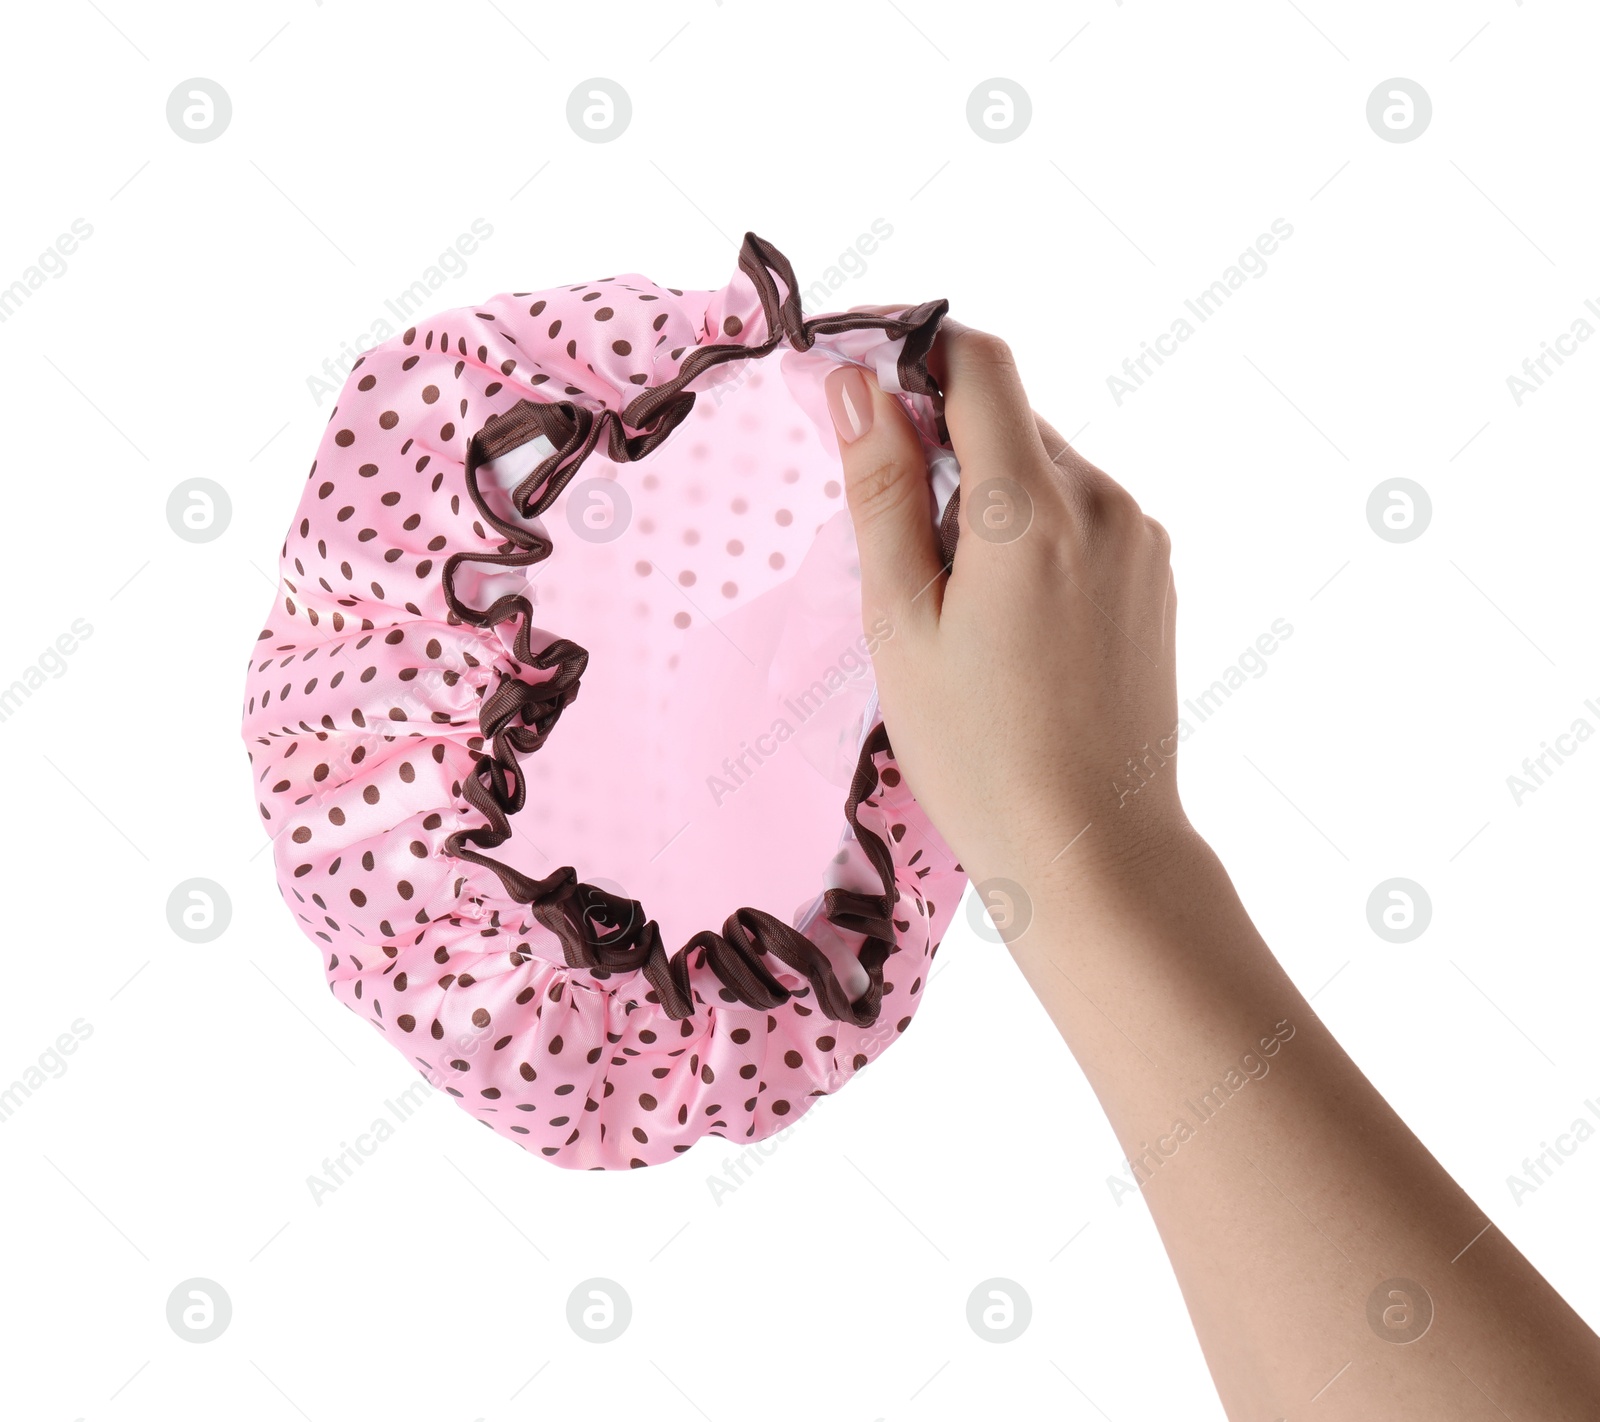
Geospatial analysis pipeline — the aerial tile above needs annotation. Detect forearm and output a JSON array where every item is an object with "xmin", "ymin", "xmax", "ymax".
[
  {"xmin": 823, "ymin": 322, "xmax": 1600, "ymax": 1417},
  {"xmin": 987, "ymin": 824, "xmax": 1600, "ymax": 1420}
]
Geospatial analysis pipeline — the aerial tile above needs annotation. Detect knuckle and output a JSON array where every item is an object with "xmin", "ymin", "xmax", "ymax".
[
  {"xmin": 847, "ymin": 456, "xmax": 915, "ymax": 522},
  {"xmin": 1144, "ymin": 514, "xmax": 1171, "ymax": 553},
  {"xmin": 1084, "ymin": 480, "xmax": 1141, "ymax": 530},
  {"xmin": 958, "ymin": 328, "xmax": 1017, "ymax": 370}
]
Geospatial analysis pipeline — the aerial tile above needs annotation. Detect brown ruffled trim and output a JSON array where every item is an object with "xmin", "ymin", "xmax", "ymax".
[
  {"xmin": 438, "ymin": 233, "xmax": 948, "ymax": 1024},
  {"xmin": 938, "ymin": 487, "xmax": 963, "ymax": 567}
]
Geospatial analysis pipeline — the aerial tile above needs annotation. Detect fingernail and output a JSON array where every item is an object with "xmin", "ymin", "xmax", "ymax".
[{"xmin": 825, "ymin": 365, "xmax": 874, "ymax": 443}]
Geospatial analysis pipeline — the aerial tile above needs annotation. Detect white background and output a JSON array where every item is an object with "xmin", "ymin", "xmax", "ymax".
[{"xmin": 1, "ymin": 1, "xmax": 1596, "ymax": 1419}]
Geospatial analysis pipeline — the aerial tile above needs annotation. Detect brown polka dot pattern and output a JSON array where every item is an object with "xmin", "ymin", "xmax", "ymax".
[{"xmin": 241, "ymin": 234, "xmax": 966, "ymax": 1170}]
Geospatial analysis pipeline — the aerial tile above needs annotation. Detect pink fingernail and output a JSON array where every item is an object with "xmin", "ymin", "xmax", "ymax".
[{"xmin": 825, "ymin": 365, "xmax": 874, "ymax": 443}]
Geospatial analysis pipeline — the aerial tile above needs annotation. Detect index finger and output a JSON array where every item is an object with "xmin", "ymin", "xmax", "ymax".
[{"xmin": 929, "ymin": 317, "xmax": 1056, "ymax": 512}]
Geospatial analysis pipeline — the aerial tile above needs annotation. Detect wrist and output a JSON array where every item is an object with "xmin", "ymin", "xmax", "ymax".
[{"xmin": 962, "ymin": 811, "xmax": 1219, "ymax": 947}]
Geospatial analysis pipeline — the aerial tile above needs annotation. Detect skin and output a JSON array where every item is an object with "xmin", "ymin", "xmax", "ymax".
[{"xmin": 821, "ymin": 316, "xmax": 1600, "ymax": 1420}]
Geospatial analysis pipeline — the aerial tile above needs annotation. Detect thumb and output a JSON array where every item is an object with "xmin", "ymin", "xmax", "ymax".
[{"xmin": 823, "ymin": 363, "xmax": 946, "ymax": 632}]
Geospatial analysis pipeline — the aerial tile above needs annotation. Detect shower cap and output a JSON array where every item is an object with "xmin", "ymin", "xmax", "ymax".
[{"xmin": 241, "ymin": 233, "xmax": 969, "ymax": 1169}]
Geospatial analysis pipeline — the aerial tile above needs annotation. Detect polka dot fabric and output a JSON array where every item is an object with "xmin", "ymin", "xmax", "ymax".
[{"xmin": 241, "ymin": 234, "xmax": 968, "ymax": 1169}]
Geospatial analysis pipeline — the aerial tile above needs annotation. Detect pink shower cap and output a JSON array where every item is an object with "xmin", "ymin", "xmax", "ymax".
[{"xmin": 241, "ymin": 233, "xmax": 968, "ymax": 1169}]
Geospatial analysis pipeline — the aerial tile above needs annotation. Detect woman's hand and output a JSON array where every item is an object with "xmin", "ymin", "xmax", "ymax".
[
  {"xmin": 823, "ymin": 320, "xmax": 1187, "ymax": 895},
  {"xmin": 823, "ymin": 314, "xmax": 1600, "ymax": 1421}
]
